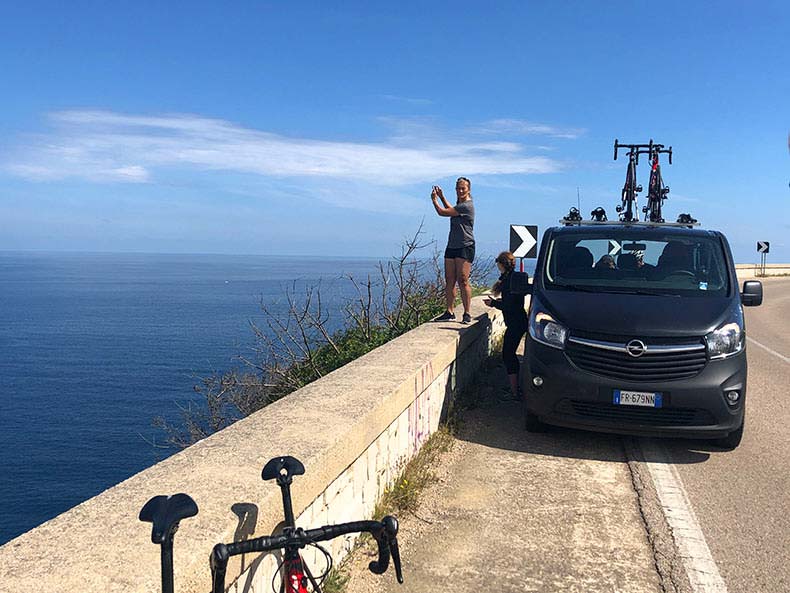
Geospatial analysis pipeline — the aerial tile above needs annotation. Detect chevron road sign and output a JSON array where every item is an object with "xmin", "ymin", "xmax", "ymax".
[
  {"xmin": 510, "ymin": 225, "xmax": 538, "ymax": 258},
  {"xmin": 608, "ymin": 240, "xmax": 621, "ymax": 256},
  {"xmin": 757, "ymin": 241, "xmax": 770, "ymax": 254}
]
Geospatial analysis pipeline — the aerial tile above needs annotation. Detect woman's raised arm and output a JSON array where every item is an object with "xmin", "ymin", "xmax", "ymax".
[{"xmin": 431, "ymin": 186, "xmax": 459, "ymax": 216}]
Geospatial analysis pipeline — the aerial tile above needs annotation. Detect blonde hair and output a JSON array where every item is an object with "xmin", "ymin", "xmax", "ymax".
[{"xmin": 492, "ymin": 251, "xmax": 516, "ymax": 295}]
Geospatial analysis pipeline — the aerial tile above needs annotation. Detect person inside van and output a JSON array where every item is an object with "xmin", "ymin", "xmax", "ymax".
[
  {"xmin": 557, "ymin": 244, "xmax": 594, "ymax": 279},
  {"xmin": 617, "ymin": 252, "xmax": 639, "ymax": 270},
  {"xmin": 595, "ymin": 254, "xmax": 617, "ymax": 270},
  {"xmin": 655, "ymin": 241, "xmax": 694, "ymax": 277}
]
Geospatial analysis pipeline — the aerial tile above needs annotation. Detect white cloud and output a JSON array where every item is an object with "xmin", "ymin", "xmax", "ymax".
[
  {"xmin": 379, "ymin": 94, "xmax": 434, "ymax": 106},
  {"xmin": 472, "ymin": 118, "xmax": 586, "ymax": 139},
  {"xmin": 3, "ymin": 111, "xmax": 565, "ymax": 188}
]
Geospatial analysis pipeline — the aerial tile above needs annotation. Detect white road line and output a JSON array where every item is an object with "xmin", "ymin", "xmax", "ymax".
[
  {"xmin": 747, "ymin": 336, "xmax": 790, "ymax": 364},
  {"xmin": 639, "ymin": 438, "xmax": 728, "ymax": 593}
]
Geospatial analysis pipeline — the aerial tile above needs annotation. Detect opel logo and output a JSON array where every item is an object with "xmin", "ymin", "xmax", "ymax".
[{"xmin": 626, "ymin": 339, "xmax": 647, "ymax": 358}]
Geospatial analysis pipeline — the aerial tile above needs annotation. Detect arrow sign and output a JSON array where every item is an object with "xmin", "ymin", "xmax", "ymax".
[
  {"xmin": 608, "ymin": 240, "xmax": 621, "ymax": 256},
  {"xmin": 510, "ymin": 225, "xmax": 538, "ymax": 258},
  {"xmin": 757, "ymin": 241, "xmax": 770, "ymax": 254}
]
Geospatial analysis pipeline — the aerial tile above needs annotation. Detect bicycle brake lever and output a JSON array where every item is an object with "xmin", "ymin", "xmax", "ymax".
[
  {"xmin": 382, "ymin": 515, "xmax": 403, "ymax": 584},
  {"xmin": 368, "ymin": 515, "xmax": 401, "ymax": 577},
  {"xmin": 389, "ymin": 537, "xmax": 404, "ymax": 584}
]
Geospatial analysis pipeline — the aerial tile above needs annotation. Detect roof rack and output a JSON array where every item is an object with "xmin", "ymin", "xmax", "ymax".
[
  {"xmin": 560, "ymin": 219, "xmax": 701, "ymax": 228},
  {"xmin": 560, "ymin": 207, "xmax": 699, "ymax": 228}
]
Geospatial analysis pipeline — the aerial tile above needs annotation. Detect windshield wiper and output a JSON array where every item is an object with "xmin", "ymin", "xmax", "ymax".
[
  {"xmin": 553, "ymin": 284, "xmax": 602, "ymax": 293},
  {"xmin": 603, "ymin": 288, "xmax": 681, "ymax": 297}
]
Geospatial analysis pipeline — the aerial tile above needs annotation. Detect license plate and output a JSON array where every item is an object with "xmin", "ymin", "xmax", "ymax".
[{"xmin": 613, "ymin": 390, "xmax": 663, "ymax": 408}]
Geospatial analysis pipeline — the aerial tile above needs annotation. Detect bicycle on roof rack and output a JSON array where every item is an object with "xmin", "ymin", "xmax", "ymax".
[
  {"xmin": 139, "ymin": 455, "xmax": 403, "ymax": 593},
  {"xmin": 613, "ymin": 139, "xmax": 652, "ymax": 222},
  {"xmin": 642, "ymin": 140, "xmax": 672, "ymax": 223},
  {"xmin": 562, "ymin": 139, "xmax": 696, "ymax": 228}
]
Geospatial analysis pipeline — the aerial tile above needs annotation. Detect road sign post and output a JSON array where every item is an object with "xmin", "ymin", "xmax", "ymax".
[
  {"xmin": 757, "ymin": 241, "xmax": 770, "ymax": 277},
  {"xmin": 510, "ymin": 225, "xmax": 538, "ymax": 274}
]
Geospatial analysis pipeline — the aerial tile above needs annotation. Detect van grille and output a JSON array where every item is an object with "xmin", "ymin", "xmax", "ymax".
[
  {"xmin": 565, "ymin": 335, "xmax": 707, "ymax": 382},
  {"xmin": 556, "ymin": 400, "xmax": 716, "ymax": 427}
]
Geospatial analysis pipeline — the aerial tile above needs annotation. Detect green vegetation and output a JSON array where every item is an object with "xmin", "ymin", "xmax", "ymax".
[
  {"xmin": 154, "ymin": 226, "xmax": 493, "ymax": 449},
  {"xmin": 375, "ymin": 425, "xmax": 456, "ymax": 517},
  {"xmin": 321, "ymin": 566, "xmax": 351, "ymax": 593},
  {"xmin": 319, "ymin": 427, "xmax": 456, "ymax": 593}
]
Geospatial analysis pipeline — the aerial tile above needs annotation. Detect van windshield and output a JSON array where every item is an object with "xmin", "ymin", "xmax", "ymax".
[{"xmin": 544, "ymin": 231, "xmax": 730, "ymax": 297}]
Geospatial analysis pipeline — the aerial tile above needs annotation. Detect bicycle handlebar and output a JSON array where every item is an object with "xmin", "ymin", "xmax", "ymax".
[
  {"xmin": 614, "ymin": 140, "xmax": 652, "ymax": 166},
  {"xmin": 210, "ymin": 517, "xmax": 402, "ymax": 592}
]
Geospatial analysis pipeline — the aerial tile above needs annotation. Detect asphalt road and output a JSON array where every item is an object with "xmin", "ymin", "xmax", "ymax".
[
  {"xmin": 658, "ymin": 277, "xmax": 790, "ymax": 592},
  {"xmin": 345, "ymin": 360, "xmax": 664, "ymax": 593},
  {"xmin": 345, "ymin": 278, "xmax": 789, "ymax": 593}
]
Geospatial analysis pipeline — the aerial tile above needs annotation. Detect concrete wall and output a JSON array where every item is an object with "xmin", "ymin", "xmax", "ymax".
[
  {"xmin": 0, "ymin": 297, "xmax": 504, "ymax": 593},
  {"xmin": 736, "ymin": 263, "xmax": 790, "ymax": 280}
]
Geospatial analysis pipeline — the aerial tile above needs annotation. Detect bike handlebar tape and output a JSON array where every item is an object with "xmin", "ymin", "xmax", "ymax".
[
  {"xmin": 368, "ymin": 534, "xmax": 391, "ymax": 576},
  {"xmin": 226, "ymin": 534, "xmax": 288, "ymax": 556}
]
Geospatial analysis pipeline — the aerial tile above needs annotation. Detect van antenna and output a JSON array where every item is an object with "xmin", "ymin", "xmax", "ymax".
[{"xmin": 577, "ymin": 186, "xmax": 581, "ymax": 212}]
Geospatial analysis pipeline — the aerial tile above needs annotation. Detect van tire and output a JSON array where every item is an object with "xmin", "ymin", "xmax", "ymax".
[{"xmin": 714, "ymin": 417, "xmax": 744, "ymax": 450}]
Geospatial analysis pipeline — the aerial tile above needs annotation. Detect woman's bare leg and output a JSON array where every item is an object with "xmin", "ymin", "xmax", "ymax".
[
  {"xmin": 455, "ymin": 258, "xmax": 472, "ymax": 315},
  {"xmin": 444, "ymin": 258, "xmax": 457, "ymax": 313}
]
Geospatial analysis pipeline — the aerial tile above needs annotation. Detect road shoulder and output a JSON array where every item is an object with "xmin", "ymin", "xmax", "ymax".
[{"xmin": 344, "ymin": 358, "xmax": 663, "ymax": 593}]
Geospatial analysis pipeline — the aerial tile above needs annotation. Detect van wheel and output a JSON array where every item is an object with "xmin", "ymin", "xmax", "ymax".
[{"xmin": 714, "ymin": 418, "xmax": 744, "ymax": 450}]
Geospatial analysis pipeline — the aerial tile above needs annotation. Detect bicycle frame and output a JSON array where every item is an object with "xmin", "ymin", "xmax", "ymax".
[
  {"xmin": 210, "ymin": 456, "xmax": 401, "ymax": 593},
  {"xmin": 613, "ymin": 139, "xmax": 651, "ymax": 222},
  {"xmin": 643, "ymin": 142, "xmax": 672, "ymax": 223},
  {"xmin": 265, "ymin": 456, "xmax": 317, "ymax": 593},
  {"xmin": 141, "ymin": 456, "xmax": 402, "ymax": 593}
]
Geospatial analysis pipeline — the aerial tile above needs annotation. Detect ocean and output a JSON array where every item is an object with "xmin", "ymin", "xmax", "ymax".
[{"xmin": 0, "ymin": 252, "xmax": 397, "ymax": 545}]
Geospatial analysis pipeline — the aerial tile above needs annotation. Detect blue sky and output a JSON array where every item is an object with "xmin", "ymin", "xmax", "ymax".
[{"xmin": 1, "ymin": 1, "xmax": 788, "ymax": 262}]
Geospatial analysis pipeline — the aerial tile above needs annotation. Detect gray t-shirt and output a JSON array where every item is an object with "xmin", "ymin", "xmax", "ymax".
[{"xmin": 447, "ymin": 199, "xmax": 475, "ymax": 248}]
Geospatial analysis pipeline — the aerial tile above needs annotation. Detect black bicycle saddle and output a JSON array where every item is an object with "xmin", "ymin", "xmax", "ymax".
[
  {"xmin": 261, "ymin": 456, "xmax": 305, "ymax": 482},
  {"xmin": 139, "ymin": 493, "xmax": 199, "ymax": 544}
]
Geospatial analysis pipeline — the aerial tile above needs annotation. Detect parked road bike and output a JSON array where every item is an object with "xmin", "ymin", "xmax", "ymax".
[
  {"xmin": 643, "ymin": 140, "xmax": 672, "ymax": 223},
  {"xmin": 613, "ymin": 139, "xmax": 652, "ymax": 222},
  {"xmin": 140, "ymin": 455, "xmax": 403, "ymax": 593}
]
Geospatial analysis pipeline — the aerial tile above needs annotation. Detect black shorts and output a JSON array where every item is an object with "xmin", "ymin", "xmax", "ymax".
[{"xmin": 444, "ymin": 245, "xmax": 475, "ymax": 263}]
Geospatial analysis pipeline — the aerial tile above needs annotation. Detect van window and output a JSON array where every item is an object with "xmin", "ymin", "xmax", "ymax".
[{"xmin": 544, "ymin": 231, "xmax": 729, "ymax": 296}]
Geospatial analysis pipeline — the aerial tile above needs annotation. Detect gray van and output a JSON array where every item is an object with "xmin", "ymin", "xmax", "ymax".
[{"xmin": 521, "ymin": 221, "xmax": 763, "ymax": 449}]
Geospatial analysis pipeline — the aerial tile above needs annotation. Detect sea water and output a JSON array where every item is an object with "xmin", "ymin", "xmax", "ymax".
[{"xmin": 0, "ymin": 252, "xmax": 390, "ymax": 544}]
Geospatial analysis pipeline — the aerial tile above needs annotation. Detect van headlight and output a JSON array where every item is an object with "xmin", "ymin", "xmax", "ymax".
[
  {"xmin": 529, "ymin": 310, "xmax": 568, "ymax": 350},
  {"xmin": 705, "ymin": 322, "xmax": 744, "ymax": 360}
]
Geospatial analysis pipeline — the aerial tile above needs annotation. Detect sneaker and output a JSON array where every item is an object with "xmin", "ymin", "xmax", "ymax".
[
  {"xmin": 461, "ymin": 313, "xmax": 472, "ymax": 324},
  {"xmin": 434, "ymin": 310, "xmax": 456, "ymax": 322}
]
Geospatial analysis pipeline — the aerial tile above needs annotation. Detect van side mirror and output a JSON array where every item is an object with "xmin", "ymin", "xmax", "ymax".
[{"xmin": 741, "ymin": 280, "xmax": 762, "ymax": 307}]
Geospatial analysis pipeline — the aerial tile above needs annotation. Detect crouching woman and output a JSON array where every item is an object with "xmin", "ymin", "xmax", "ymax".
[{"xmin": 484, "ymin": 252, "xmax": 528, "ymax": 397}]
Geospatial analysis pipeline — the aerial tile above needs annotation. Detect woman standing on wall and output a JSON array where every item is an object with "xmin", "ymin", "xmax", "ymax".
[
  {"xmin": 484, "ymin": 252, "xmax": 528, "ymax": 397},
  {"xmin": 431, "ymin": 177, "xmax": 475, "ymax": 324}
]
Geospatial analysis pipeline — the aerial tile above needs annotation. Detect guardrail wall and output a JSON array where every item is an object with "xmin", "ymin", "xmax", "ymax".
[
  {"xmin": 735, "ymin": 263, "xmax": 790, "ymax": 279},
  {"xmin": 0, "ymin": 297, "xmax": 504, "ymax": 593}
]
